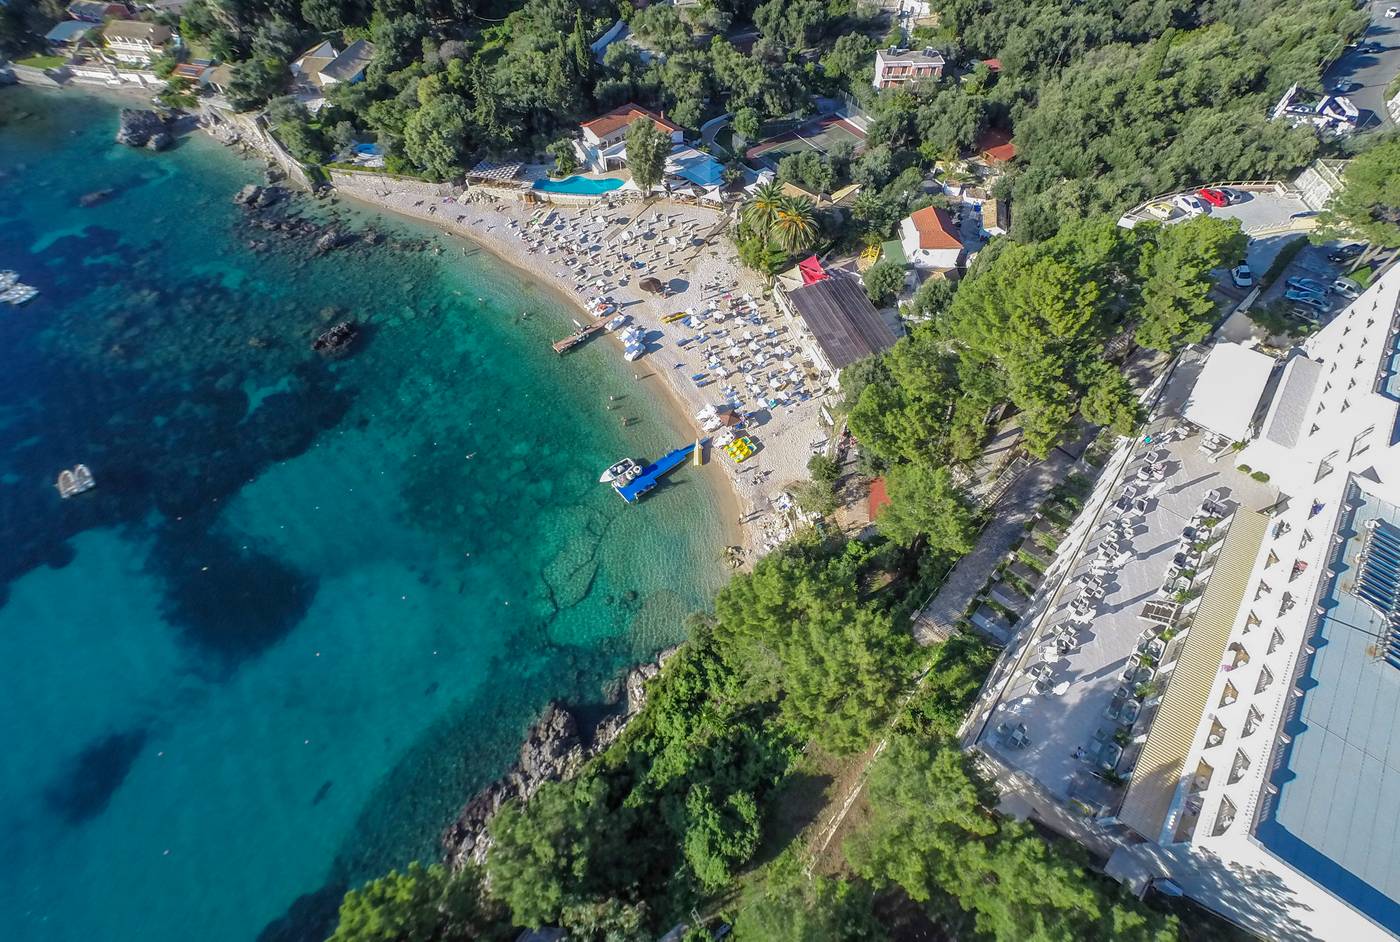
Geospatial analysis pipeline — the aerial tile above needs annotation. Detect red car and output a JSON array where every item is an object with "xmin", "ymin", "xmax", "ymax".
[{"xmin": 1197, "ymin": 187, "xmax": 1229, "ymax": 208}]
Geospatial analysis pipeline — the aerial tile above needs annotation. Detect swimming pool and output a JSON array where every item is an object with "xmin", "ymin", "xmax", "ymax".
[{"xmin": 533, "ymin": 175, "xmax": 625, "ymax": 196}]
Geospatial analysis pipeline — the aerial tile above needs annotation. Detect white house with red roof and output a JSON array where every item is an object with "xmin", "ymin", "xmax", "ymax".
[
  {"xmin": 899, "ymin": 205, "xmax": 963, "ymax": 271},
  {"xmin": 573, "ymin": 103, "xmax": 683, "ymax": 173}
]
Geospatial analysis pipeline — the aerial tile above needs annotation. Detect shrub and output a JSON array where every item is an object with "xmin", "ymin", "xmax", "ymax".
[{"xmin": 1251, "ymin": 470, "xmax": 1271, "ymax": 482}]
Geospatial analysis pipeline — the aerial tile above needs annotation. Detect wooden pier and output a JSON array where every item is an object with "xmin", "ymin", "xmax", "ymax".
[{"xmin": 552, "ymin": 321, "xmax": 605, "ymax": 354}]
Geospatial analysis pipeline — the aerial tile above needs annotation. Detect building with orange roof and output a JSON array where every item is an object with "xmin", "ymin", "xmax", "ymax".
[
  {"xmin": 976, "ymin": 127, "xmax": 1017, "ymax": 164},
  {"xmin": 899, "ymin": 205, "xmax": 964, "ymax": 271},
  {"xmin": 575, "ymin": 103, "xmax": 684, "ymax": 173}
]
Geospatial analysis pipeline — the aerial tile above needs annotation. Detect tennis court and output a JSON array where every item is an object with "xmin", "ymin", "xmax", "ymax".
[{"xmin": 745, "ymin": 116, "xmax": 868, "ymax": 168}]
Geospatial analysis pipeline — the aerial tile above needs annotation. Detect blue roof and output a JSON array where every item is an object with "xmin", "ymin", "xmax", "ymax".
[
  {"xmin": 45, "ymin": 20, "xmax": 90, "ymax": 42},
  {"xmin": 671, "ymin": 151, "xmax": 724, "ymax": 188},
  {"xmin": 1256, "ymin": 479, "xmax": 1400, "ymax": 934}
]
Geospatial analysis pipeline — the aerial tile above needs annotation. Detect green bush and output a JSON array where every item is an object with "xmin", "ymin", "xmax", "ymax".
[{"xmin": 1251, "ymin": 470, "xmax": 1270, "ymax": 482}]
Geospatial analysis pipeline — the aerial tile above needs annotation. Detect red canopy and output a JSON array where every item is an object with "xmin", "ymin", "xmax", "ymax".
[{"xmin": 798, "ymin": 255, "xmax": 828, "ymax": 285}]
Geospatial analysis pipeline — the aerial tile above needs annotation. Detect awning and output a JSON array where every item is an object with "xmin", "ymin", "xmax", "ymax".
[
  {"xmin": 1118, "ymin": 509, "xmax": 1269, "ymax": 841},
  {"xmin": 1181, "ymin": 343, "xmax": 1277, "ymax": 442},
  {"xmin": 798, "ymin": 255, "xmax": 828, "ymax": 285}
]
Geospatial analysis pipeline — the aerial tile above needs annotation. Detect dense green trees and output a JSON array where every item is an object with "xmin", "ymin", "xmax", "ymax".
[
  {"xmin": 850, "ymin": 735, "xmax": 1178, "ymax": 941},
  {"xmin": 1001, "ymin": 3, "xmax": 1361, "ymax": 238},
  {"xmin": 329, "ymin": 862, "xmax": 508, "ymax": 942},
  {"xmin": 1318, "ymin": 138, "xmax": 1400, "ymax": 247},
  {"xmin": 714, "ymin": 537, "xmax": 913, "ymax": 752},
  {"xmin": 863, "ymin": 260, "xmax": 907, "ymax": 306},
  {"xmin": 877, "ymin": 464, "xmax": 979, "ymax": 550},
  {"xmin": 1134, "ymin": 216, "xmax": 1247, "ymax": 351},
  {"xmin": 487, "ymin": 776, "xmax": 630, "ymax": 929},
  {"xmin": 730, "ymin": 855, "xmax": 887, "ymax": 941}
]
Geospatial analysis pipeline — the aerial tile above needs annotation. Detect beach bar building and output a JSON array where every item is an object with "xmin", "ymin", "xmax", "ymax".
[{"xmin": 774, "ymin": 261, "xmax": 898, "ymax": 386}]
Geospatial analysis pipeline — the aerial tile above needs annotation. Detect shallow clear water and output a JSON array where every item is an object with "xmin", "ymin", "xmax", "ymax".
[{"xmin": 0, "ymin": 88, "xmax": 728, "ymax": 942}]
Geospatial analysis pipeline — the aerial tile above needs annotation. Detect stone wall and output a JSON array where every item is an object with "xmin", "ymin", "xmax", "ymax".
[
  {"xmin": 201, "ymin": 106, "xmax": 313, "ymax": 190},
  {"xmin": 328, "ymin": 168, "xmax": 452, "ymax": 200}
]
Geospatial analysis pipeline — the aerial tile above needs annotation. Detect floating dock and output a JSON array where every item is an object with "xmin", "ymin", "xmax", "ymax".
[
  {"xmin": 552, "ymin": 321, "xmax": 605, "ymax": 354},
  {"xmin": 614, "ymin": 439, "xmax": 707, "ymax": 503}
]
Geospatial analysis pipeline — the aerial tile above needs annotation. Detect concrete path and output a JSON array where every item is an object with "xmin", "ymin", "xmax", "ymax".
[{"xmin": 914, "ymin": 445, "xmax": 1083, "ymax": 644}]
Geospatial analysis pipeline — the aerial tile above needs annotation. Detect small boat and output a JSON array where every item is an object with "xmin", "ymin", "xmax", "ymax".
[
  {"xmin": 2, "ymin": 284, "xmax": 38, "ymax": 305},
  {"xmin": 605, "ymin": 313, "xmax": 630, "ymax": 331},
  {"xmin": 56, "ymin": 463, "xmax": 96, "ymax": 498},
  {"xmin": 599, "ymin": 458, "xmax": 641, "ymax": 484},
  {"xmin": 623, "ymin": 343, "xmax": 644, "ymax": 362}
]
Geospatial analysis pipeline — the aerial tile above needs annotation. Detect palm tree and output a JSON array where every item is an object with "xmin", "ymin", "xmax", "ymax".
[
  {"xmin": 742, "ymin": 180, "xmax": 785, "ymax": 234},
  {"xmin": 771, "ymin": 196, "xmax": 819, "ymax": 254}
]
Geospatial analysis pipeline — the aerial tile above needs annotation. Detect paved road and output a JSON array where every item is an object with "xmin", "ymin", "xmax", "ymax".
[{"xmin": 1324, "ymin": 1, "xmax": 1400, "ymax": 128}]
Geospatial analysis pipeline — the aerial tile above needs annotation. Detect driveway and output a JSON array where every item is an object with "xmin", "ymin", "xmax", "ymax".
[{"xmin": 1323, "ymin": 1, "xmax": 1400, "ymax": 128}]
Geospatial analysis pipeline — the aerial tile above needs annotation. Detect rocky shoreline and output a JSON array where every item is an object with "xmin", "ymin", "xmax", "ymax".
[
  {"xmin": 441, "ymin": 646, "xmax": 677, "ymax": 869},
  {"xmin": 114, "ymin": 108, "xmax": 172, "ymax": 150}
]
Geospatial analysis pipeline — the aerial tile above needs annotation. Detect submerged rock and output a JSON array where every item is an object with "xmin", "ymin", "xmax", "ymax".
[
  {"xmin": 115, "ymin": 109, "xmax": 170, "ymax": 148},
  {"xmin": 312, "ymin": 227, "xmax": 356, "ymax": 254},
  {"xmin": 312, "ymin": 321, "xmax": 357, "ymax": 357},
  {"xmin": 79, "ymin": 189, "xmax": 115, "ymax": 207}
]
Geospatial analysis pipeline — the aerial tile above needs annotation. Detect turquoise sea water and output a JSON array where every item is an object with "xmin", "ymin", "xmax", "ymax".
[{"xmin": 0, "ymin": 88, "xmax": 728, "ymax": 942}]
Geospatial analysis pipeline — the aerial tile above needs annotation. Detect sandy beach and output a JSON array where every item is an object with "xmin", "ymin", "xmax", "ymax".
[{"xmin": 330, "ymin": 175, "xmax": 833, "ymax": 561}]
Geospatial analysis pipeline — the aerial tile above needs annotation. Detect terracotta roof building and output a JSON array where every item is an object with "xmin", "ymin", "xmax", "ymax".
[
  {"xmin": 976, "ymin": 127, "xmax": 1017, "ymax": 164},
  {"xmin": 574, "ymin": 103, "xmax": 684, "ymax": 173},
  {"xmin": 899, "ymin": 205, "xmax": 964, "ymax": 271}
]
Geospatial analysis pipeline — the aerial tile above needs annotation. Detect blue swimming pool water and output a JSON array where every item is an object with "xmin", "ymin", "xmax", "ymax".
[{"xmin": 533, "ymin": 175, "xmax": 625, "ymax": 195}]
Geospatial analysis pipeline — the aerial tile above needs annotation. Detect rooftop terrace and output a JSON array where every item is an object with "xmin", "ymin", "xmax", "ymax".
[{"xmin": 1254, "ymin": 479, "xmax": 1400, "ymax": 935}]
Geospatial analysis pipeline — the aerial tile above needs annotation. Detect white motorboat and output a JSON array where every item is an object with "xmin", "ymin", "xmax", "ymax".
[
  {"xmin": 55, "ymin": 463, "xmax": 96, "ymax": 498},
  {"xmin": 599, "ymin": 458, "xmax": 641, "ymax": 484},
  {"xmin": 605, "ymin": 313, "xmax": 630, "ymax": 331},
  {"xmin": 623, "ymin": 343, "xmax": 645, "ymax": 362}
]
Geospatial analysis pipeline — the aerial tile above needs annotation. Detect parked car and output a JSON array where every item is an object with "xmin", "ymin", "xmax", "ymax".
[
  {"xmin": 1220, "ymin": 187, "xmax": 1245, "ymax": 204},
  {"xmin": 1387, "ymin": 7, "xmax": 1398, "ymax": 19},
  {"xmin": 1331, "ymin": 80, "xmax": 1363, "ymax": 94},
  {"xmin": 1174, "ymin": 194, "xmax": 1208, "ymax": 216},
  {"xmin": 1230, "ymin": 265, "xmax": 1254, "ymax": 288},
  {"xmin": 1331, "ymin": 277, "xmax": 1361, "ymax": 299},
  {"xmin": 1144, "ymin": 201, "xmax": 1174, "ymax": 220},
  {"xmin": 1285, "ymin": 290, "xmax": 1331, "ymax": 313},
  {"xmin": 1198, "ymin": 187, "xmax": 1229, "ymax": 207},
  {"xmin": 1328, "ymin": 243, "xmax": 1365, "ymax": 262},
  {"xmin": 1286, "ymin": 276, "xmax": 1330, "ymax": 294}
]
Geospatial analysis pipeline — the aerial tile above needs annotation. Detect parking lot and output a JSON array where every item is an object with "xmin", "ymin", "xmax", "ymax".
[{"xmin": 1323, "ymin": 1, "xmax": 1400, "ymax": 129}]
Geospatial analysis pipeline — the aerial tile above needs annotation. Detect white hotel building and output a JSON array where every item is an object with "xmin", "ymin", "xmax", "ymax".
[{"xmin": 1109, "ymin": 266, "xmax": 1400, "ymax": 941}]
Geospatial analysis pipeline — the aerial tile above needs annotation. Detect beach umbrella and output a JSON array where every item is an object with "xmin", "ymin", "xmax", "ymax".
[{"xmin": 640, "ymin": 277, "xmax": 663, "ymax": 294}]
